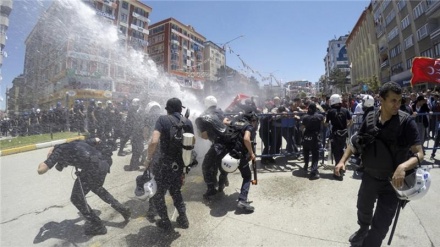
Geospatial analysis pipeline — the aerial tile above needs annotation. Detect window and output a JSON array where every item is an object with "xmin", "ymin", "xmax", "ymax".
[
  {"xmin": 397, "ymin": 0, "xmax": 407, "ymax": 11},
  {"xmin": 434, "ymin": 43, "xmax": 440, "ymax": 57},
  {"xmin": 132, "ymin": 18, "xmax": 144, "ymax": 28},
  {"xmin": 404, "ymin": 34, "xmax": 413, "ymax": 49},
  {"xmin": 119, "ymin": 26, "xmax": 127, "ymax": 35},
  {"xmin": 120, "ymin": 13, "xmax": 127, "ymax": 23},
  {"xmin": 413, "ymin": 2, "xmax": 425, "ymax": 20},
  {"xmin": 421, "ymin": 48, "xmax": 433, "ymax": 58},
  {"xmin": 426, "ymin": 0, "xmax": 434, "ymax": 7},
  {"xmin": 387, "ymin": 26, "xmax": 399, "ymax": 41},
  {"xmin": 401, "ymin": 15, "xmax": 410, "ymax": 30},
  {"xmin": 122, "ymin": 1, "xmax": 128, "ymax": 9},
  {"xmin": 390, "ymin": 44, "xmax": 402, "ymax": 58},
  {"xmin": 417, "ymin": 24, "xmax": 428, "ymax": 41},
  {"xmin": 385, "ymin": 9, "xmax": 396, "ymax": 26}
]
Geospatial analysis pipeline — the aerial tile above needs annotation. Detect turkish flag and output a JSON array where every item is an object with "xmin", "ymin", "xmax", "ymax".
[{"xmin": 411, "ymin": 57, "xmax": 440, "ymax": 86}]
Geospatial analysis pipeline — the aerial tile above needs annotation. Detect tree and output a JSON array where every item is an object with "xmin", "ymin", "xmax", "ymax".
[{"xmin": 329, "ymin": 68, "xmax": 349, "ymax": 93}]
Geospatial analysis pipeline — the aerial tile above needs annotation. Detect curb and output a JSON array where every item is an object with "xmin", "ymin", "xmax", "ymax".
[{"xmin": 0, "ymin": 136, "xmax": 85, "ymax": 157}]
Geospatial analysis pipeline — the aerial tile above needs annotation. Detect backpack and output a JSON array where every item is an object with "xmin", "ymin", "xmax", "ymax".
[
  {"xmin": 222, "ymin": 118, "xmax": 252, "ymax": 159},
  {"xmin": 164, "ymin": 115, "xmax": 186, "ymax": 164}
]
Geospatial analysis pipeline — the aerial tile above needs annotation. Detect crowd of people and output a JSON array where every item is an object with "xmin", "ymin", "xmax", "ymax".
[{"xmin": 33, "ymin": 82, "xmax": 434, "ymax": 246}]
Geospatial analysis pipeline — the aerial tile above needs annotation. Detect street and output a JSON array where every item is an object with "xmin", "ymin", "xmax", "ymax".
[{"xmin": 1, "ymin": 140, "xmax": 440, "ymax": 247}]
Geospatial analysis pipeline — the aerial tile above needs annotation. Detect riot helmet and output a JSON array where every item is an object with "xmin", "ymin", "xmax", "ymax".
[
  {"xmin": 329, "ymin": 94, "xmax": 342, "ymax": 106},
  {"xmin": 221, "ymin": 154, "xmax": 239, "ymax": 173},
  {"xmin": 146, "ymin": 101, "xmax": 161, "ymax": 114},
  {"xmin": 362, "ymin": 95, "xmax": 374, "ymax": 108},
  {"xmin": 392, "ymin": 167, "xmax": 431, "ymax": 201},
  {"xmin": 204, "ymin": 95, "xmax": 217, "ymax": 108}
]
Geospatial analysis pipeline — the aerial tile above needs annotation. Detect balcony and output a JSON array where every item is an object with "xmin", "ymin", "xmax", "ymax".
[
  {"xmin": 95, "ymin": 10, "xmax": 115, "ymax": 20},
  {"xmin": 380, "ymin": 60, "xmax": 389, "ymax": 69},
  {"xmin": 132, "ymin": 12, "xmax": 150, "ymax": 24},
  {"xmin": 431, "ymin": 26, "xmax": 440, "ymax": 40},
  {"xmin": 129, "ymin": 36, "xmax": 148, "ymax": 47},
  {"xmin": 130, "ymin": 23, "xmax": 149, "ymax": 35},
  {"xmin": 0, "ymin": 0, "xmax": 13, "ymax": 15},
  {"xmin": 426, "ymin": 0, "xmax": 440, "ymax": 18}
]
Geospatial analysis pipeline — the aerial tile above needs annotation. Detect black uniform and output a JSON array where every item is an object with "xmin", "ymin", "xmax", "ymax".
[
  {"xmin": 351, "ymin": 110, "xmax": 420, "ymax": 246},
  {"xmin": 325, "ymin": 106, "xmax": 351, "ymax": 164},
  {"xmin": 43, "ymin": 140, "xmax": 130, "ymax": 234},
  {"xmin": 152, "ymin": 112, "xmax": 194, "ymax": 228},
  {"xmin": 301, "ymin": 110, "xmax": 324, "ymax": 177},
  {"xmin": 237, "ymin": 124, "xmax": 256, "ymax": 203},
  {"xmin": 199, "ymin": 106, "xmax": 229, "ymax": 197}
]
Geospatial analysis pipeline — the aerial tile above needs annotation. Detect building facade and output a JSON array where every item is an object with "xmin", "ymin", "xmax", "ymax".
[
  {"xmin": 323, "ymin": 34, "xmax": 350, "ymax": 94},
  {"xmin": 371, "ymin": 0, "xmax": 440, "ymax": 90},
  {"xmin": 148, "ymin": 18, "xmax": 206, "ymax": 93},
  {"xmin": 203, "ymin": 40, "xmax": 225, "ymax": 82},
  {"xmin": 18, "ymin": 0, "xmax": 152, "ymax": 111},
  {"xmin": 0, "ymin": 0, "xmax": 12, "ymax": 82},
  {"xmin": 346, "ymin": 3, "xmax": 380, "ymax": 92}
]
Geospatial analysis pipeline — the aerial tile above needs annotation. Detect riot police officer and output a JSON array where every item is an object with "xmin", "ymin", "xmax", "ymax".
[
  {"xmin": 301, "ymin": 103, "xmax": 324, "ymax": 180},
  {"xmin": 37, "ymin": 138, "xmax": 131, "ymax": 235},
  {"xmin": 144, "ymin": 97, "xmax": 195, "ymax": 231},
  {"xmin": 325, "ymin": 94, "xmax": 352, "ymax": 174},
  {"xmin": 198, "ymin": 96, "xmax": 231, "ymax": 199}
]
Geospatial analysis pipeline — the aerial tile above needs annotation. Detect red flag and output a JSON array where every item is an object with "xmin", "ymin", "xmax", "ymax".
[{"xmin": 411, "ymin": 57, "xmax": 440, "ymax": 86}]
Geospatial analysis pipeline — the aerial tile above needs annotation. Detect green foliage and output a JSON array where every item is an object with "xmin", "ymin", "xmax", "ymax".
[{"xmin": 329, "ymin": 68, "xmax": 349, "ymax": 93}]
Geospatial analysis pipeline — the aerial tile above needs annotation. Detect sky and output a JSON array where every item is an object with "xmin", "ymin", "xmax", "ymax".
[{"xmin": 0, "ymin": 0, "xmax": 370, "ymax": 110}]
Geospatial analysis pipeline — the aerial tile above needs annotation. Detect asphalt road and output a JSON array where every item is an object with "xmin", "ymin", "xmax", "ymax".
[{"xmin": 1, "ymin": 139, "xmax": 439, "ymax": 247}]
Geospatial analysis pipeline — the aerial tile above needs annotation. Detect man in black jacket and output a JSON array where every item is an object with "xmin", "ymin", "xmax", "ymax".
[
  {"xmin": 37, "ymin": 138, "xmax": 131, "ymax": 235},
  {"xmin": 144, "ymin": 97, "xmax": 195, "ymax": 231}
]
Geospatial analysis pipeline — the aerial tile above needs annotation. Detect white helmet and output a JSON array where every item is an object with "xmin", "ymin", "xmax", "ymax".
[
  {"xmin": 362, "ymin": 95, "xmax": 374, "ymax": 108},
  {"xmin": 106, "ymin": 100, "xmax": 112, "ymax": 105},
  {"xmin": 204, "ymin": 95, "xmax": 217, "ymax": 108},
  {"xmin": 137, "ymin": 176, "xmax": 157, "ymax": 201},
  {"xmin": 132, "ymin": 98, "xmax": 140, "ymax": 106},
  {"xmin": 146, "ymin": 101, "xmax": 161, "ymax": 113},
  {"xmin": 221, "ymin": 154, "xmax": 239, "ymax": 173},
  {"xmin": 392, "ymin": 167, "xmax": 431, "ymax": 201},
  {"xmin": 329, "ymin": 94, "xmax": 342, "ymax": 106}
]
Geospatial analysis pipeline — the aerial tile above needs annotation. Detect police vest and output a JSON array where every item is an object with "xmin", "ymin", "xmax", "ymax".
[{"xmin": 362, "ymin": 110, "xmax": 410, "ymax": 179}]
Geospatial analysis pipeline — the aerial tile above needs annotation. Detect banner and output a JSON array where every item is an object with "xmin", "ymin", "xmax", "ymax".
[{"xmin": 411, "ymin": 57, "xmax": 440, "ymax": 86}]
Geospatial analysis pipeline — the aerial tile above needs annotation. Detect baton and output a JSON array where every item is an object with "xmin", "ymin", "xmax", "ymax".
[
  {"xmin": 388, "ymin": 200, "xmax": 407, "ymax": 245},
  {"xmin": 251, "ymin": 159, "xmax": 258, "ymax": 185},
  {"xmin": 75, "ymin": 168, "xmax": 90, "ymax": 213}
]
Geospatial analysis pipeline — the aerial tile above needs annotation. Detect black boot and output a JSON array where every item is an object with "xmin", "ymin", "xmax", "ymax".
[
  {"xmin": 156, "ymin": 218, "xmax": 172, "ymax": 231},
  {"xmin": 176, "ymin": 213, "xmax": 189, "ymax": 228},
  {"xmin": 112, "ymin": 203, "xmax": 131, "ymax": 222},
  {"xmin": 203, "ymin": 185, "xmax": 218, "ymax": 199},
  {"xmin": 84, "ymin": 221, "xmax": 107, "ymax": 236},
  {"xmin": 349, "ymin": 226, "xmax": 369, "ymax": 244}
]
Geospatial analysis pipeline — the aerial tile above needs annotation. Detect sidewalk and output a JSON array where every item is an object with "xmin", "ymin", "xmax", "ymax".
[{"xmin": 0, "ymin": 135, "xmax": 85, "ymax": 157}]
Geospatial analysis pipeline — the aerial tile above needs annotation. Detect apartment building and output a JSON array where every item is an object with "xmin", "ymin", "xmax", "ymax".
[
  {"xmin": 323, "ymin": 34, "xmax": 350, "ymax": 93},
  {"xmin": 148, "ymin": 18, "xmax": 206, "ymax": 92},
  {"xmin": 372, "ymin": 0, "xmax": 440, "ymax": 90},
  {"xmin": 346, "ymin": 3, "xmax": 380, "ymax": 92},
  {"xmin": 203, "ymin": 41, "xmax": 225, "ymax": 82},
  {"xmin": 0, "ymin": 0, "xmax": 12, "ymax": 79},
  {"xmin": 16, "ymin": 0, "xmax": 151, "ymax": 111}
]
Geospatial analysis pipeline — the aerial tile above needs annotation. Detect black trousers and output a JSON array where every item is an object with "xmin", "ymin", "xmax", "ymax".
[
  {"xmin": 357, "ymin": 172, "xmax": 399, "ymax": 247},
  {"xmin": 153, "ymin": 165, "xmax": 186, "ymax": 220},
  {"xmin": 330, "ymin": 135, "xmax": 346, "ymax": 164},
  {"xmin": 129, "ymin": 136, "xmax": 144, "ymax": 168},
  {"xmin": 238, "ymin": 157, "xmax": 252, "ymax": 202},
  {"xmin": 202, "ymin": 143, "xmax": 228, "ymax": 189},
  {"xmin": 70, "ymin": 162, "xmax": 124, "ymax": 224},
  {"xmin": 302, "ymin": 143, "xmax": 319, "ymax": 173}
]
